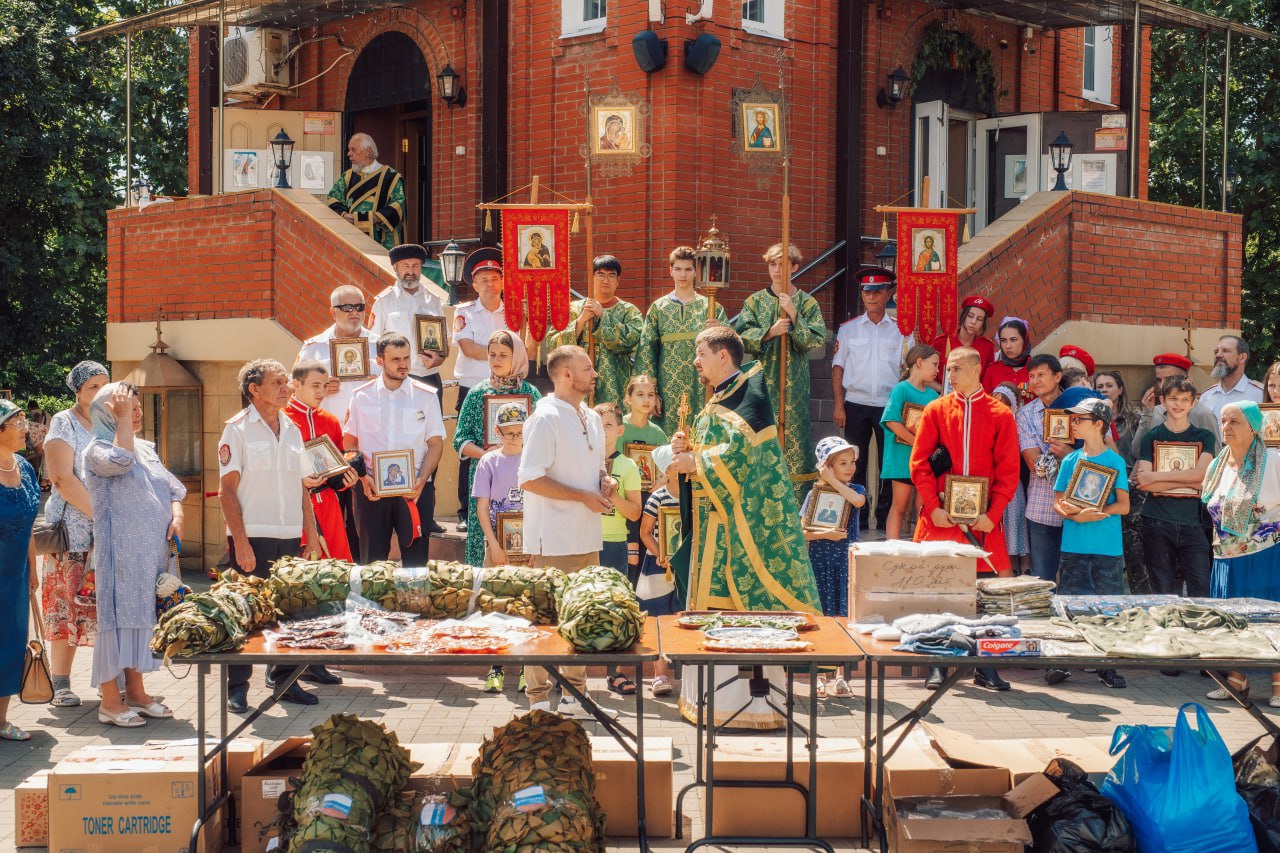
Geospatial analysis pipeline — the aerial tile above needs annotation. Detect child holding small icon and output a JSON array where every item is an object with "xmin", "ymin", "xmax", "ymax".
[{"xmin": 801, "ymin": 436, "xmax": 866, "ymax": 619}]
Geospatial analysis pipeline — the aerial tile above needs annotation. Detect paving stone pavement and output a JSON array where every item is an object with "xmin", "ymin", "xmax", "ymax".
[{"xmin": 4, "ymin": 640, "xmax": 1278, "ymax": 853}]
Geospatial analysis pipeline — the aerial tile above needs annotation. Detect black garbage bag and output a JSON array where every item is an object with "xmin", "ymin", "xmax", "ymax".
[
  {"xmin": 1238, "ymin": 784, "xmax": 1280, "ymax": 853},
  {"xmin": 1029, "ymin": 758, "xmax": 1135, "ymax": 853}
]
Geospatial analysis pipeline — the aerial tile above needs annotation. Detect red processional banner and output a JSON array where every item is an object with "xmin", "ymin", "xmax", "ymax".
[
  {"xmin": 894, "ymin": 210, "xmax": 960, "ymax": 340},
  {"xmin": 500, "ymin": 208, "xmax": 572, "ymax": 341}
]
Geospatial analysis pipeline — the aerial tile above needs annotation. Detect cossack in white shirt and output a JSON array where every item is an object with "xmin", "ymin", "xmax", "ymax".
[
  {"xmin": 518, "ymin": 395, "xmax": 607, "ymax": 557},
  {"xmin": 345, "ymin": 377, "xmax": 446, "ymax": 480},
  {"xmin": 833, "ymin": 313, "xmax": 911, "ymax": 407},
  {"xmin": 452, "ymin": 300, "xmax": 511, "ymax": 387},
  {"xmin": 296, "ymin": 325, "xmax": 380, "ymax": 423},
  {"xmin": 218, "ymin": 405, "xmax": 305, "ymax": 539},
  {"xmin": 369, "ymin": 283, "xmax": 448, "ymax": 377},
  {"xmin": 1200, "ymin": 378, "xmax": 1265, "ymax": 421}
]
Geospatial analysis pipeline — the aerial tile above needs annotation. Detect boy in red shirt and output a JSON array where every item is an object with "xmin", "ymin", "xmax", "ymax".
[{"xmin": 286, "ymin": 360, "xmax": 359, "ymax": 561}]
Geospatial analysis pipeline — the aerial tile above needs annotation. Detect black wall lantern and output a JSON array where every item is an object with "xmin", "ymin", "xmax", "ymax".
[
  {"xmin": 440, "ymin": 239, "xmax": 466, "ymax": 305},
  {"xmin": 438, "ymin": 63, "xmax": 467, "ymax": 108},
  {"xmin": 876, "ymin": 66, "xmax": 909, "ymax": 108},
  {"xmin": 270, "ymin": 129, "xmax": 295, "ymax": 189},
  {"xmin": 1049, "ymin": 131, "xmax": 1073, "ymax": 191}
]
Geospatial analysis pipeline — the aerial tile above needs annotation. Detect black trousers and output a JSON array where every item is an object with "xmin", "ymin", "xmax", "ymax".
[
  {"xmin": 354, "ymin": 483, "xmax": 434, "ymax": 566},
  {"xmin": 1142, "ymin": 516, "xmax": 1213, "ymax": 597},
  {"xmin": 227, "ymin": 536, "xmax": 300, "ymax": 691},
  {"xmin": 455, "ymin": 384, "xmax": 474, "ymax": 517},
  {"xmin": 843, "ymin": 400, "xmax": 890, "ymax": 526}
]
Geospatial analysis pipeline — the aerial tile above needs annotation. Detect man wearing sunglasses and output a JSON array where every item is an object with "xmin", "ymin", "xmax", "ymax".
[{"xmin": 296, "ymin": 284, "xmax": 380, "ymax": 424}]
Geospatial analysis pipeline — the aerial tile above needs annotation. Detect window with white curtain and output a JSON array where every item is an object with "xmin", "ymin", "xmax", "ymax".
[
  {"xmin": 1082, "ymin": 26, "xmax": 1113, "ymax": 104},
  {"xmin": 742, "ymin": 0, "xmax": 785, "ymax": 39},
  {"xmin": 562, "ymin": 0, "xmax": 607, "ymax": 38}
]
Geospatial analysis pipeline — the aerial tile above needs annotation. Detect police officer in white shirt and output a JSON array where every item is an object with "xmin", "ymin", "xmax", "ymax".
[
  {"xmin": 369, "ymin": 243, "xmax": 448, "ymax": 391},
  {"xmin": 518, "ymin": 345, "xmax": 616, "ymax": 719},
  {"xmin": 296, "ymin": 284, "xmax": 380, "ymax": 423},
  {"xmin": 1201, "ymin": 334, "xmax": 1264, "ymax": 420},
  {"xmin": 344, "ymin": 332, "xmax": 446, "ymax": 565},
  {"xmin": 218, "ymin": 359, "xmax": 322, "ymax": 712},
  {"xmin": 831, "ymin": 266, "xmax": 911, "ymax": 529},
  {"xmin": 451, "ymin": 247, "xmax": 513, "ymax": 530}
]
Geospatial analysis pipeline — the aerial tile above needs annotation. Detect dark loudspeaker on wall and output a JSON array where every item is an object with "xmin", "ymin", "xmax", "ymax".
[
  {"xmin": 632, "ymin": 31, "xmax": 668, "ymax": 73},
  {"xmin": 684, "ymin": 33, "xmax": 721, "ymax": 75}
]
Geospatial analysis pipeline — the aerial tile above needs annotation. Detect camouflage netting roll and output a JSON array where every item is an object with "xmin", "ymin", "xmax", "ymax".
[
  {"xmin": 388, "ymin": 562, "xmax": 564, "ymax": 624},
  {"xmin": 468, "ymin": 711, "xmax": 606, "ymax": 853},
  {"xmin": 269, "ymin": 556, "xmax": 398, "ymax": 619},
  {"xmin": 150, "ymin": 572, "xmax": 275, "ymax": 658},
  {"xmin": 283, "ymin": 714, "xmax": 419, "ymax": 853},
  {"xmin": 555, "ymin": 566, "xmax": 645, "ymax": 652}
]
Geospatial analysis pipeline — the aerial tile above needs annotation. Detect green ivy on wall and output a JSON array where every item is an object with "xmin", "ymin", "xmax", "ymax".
[{"xmin": 910, "ymin": 23, "xmax": 1003, "ymax": 105}]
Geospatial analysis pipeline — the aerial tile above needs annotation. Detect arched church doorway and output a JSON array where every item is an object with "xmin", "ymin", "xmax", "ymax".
[{"xmin": 345, "ymin": 31, "xmax": 432, "ymax": 245}]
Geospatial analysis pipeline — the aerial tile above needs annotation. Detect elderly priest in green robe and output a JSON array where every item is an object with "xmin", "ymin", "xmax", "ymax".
[
  {"xmin": 670, "ymin": 325, "xmax": 822, "ymax": 615},
  {"xmin": 327, "ymin": 133, "xmax": 405, "ymax": 250}
]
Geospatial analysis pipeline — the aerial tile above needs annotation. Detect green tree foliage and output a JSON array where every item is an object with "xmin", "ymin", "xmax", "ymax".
[
  {"xmin": 0, "ymin": 0, "xmax": 185, "ymax": 394},
  {"xmin": 1148, "ymin": 0, "xmax": 1280, "ymax": 367}
]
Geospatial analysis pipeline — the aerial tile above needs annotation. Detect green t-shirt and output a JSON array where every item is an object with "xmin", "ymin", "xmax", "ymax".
[
  {"xmin": 603, "ymin": 453, "xmax": 643, "ymax": 542},
  {"xmin": 619, "ymin": 418, "xmax": 668, "ymax": 451},
  {"xmin": 1138, "ymin": 422, "xmax": 1217, "ymax": 527}
]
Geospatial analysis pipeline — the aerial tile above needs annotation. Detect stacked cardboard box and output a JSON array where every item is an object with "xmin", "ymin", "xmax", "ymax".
[
  {"xmin": 14, "ymin": 769, "xmax": 51, "ymax": 848},
  {"xmin": 849, "ymin": 549, "xmax": 977, "ymax": 622}
]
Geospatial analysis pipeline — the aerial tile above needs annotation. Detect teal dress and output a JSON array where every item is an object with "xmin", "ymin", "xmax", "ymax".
[
  {"xmin": 1, "ymin": 459, "xmax": 39, "ymax": 695},
  {"xmin": 880, "ymin": 381, "xmax": 940, "ymax": 480}
]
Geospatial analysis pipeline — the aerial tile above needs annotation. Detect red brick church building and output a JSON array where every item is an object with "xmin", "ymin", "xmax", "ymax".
[{"xmin": 80, "ymin": 0, "xmax": 1253, "ymax": 566}]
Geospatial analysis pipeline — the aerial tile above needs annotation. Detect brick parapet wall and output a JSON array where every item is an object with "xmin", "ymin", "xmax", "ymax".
[
  {"xmin": 958, "ymin": 191, "xmax": 1241, "ymax": 334},
  {"xmin": 106, "ymin": 190, "xmax": 395, "ymax": 340}
]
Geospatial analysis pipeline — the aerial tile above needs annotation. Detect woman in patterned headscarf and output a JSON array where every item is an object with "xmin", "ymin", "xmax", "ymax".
[
  {"xmin": 40, "ymin": 360, "xmax": 109, "ymax": 707},
  {"xmin": 1202, "ymin": 401, "xmax": 1280, "ymax": 706}
]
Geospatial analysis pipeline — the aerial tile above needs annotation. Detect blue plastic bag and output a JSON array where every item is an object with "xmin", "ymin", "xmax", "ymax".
[{"xmin": 1101, "ymin": 702, "xmax": 1257, "ymax": 853}]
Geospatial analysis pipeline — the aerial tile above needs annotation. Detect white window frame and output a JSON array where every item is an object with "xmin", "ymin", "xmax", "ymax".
[
  {"xmin": 561, "ymin": 0, "xmax": 607, "ymax": 39},
  {"xmin": 741, "ymin": 0, "xmax": 786, "ymax": 40},
  {"xmin": 1082, "ymin": 26, "xmax": 1114, "ymax": 105}
]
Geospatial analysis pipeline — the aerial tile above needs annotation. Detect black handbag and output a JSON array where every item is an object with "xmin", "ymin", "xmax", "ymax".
[{"xmin": 31, "ymin": 515, "xmax": 68, "ymax": 555}]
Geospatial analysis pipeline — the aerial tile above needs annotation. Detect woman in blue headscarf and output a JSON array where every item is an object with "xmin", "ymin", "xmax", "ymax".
[
  {"xmin": 1201, "ymin": 400, "xmax": 1280, "ymax": 705},
  {"xmin": 82, "ymin": 382, "xmax": 185, "ymax": 727}
]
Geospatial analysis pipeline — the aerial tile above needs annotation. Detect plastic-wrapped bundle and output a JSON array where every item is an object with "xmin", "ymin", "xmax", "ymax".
[
  {"xmin": 269, "ymin": 557, "xmax": 397, "ymax": 619},
  {"xmin": 411, "ymin": 793, "xmax": 473, "ymax": 853},
  {"xmin": 468, "ymin": 710, "xmax": 606, "ymax": 853},
  {"xmin": 150, "ymin": 573, "xmax": 274, "ymax": 658},
  {"xmin": 386, "ymin": 562, "xmax": 564, "ymax": 624},
  {"xmin": 556, "ymin": 566, "xmax": 645, "ymax": 652},
  {"xmin": 283, "ymin": 714, "xmax": 419, "ymax": 853}
]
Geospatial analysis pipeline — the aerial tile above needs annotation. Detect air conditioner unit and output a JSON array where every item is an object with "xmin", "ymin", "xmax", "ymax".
[{"xmin": 222, "ymin": 27, "xmax": 292, "ymax": 91}]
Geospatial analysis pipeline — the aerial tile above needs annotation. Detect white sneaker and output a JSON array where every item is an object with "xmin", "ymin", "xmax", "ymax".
[
  {"xmin": 529, "ymin": 700, "xmax": 552, "ymax": 713},
  {"xmin": 558, "ymin": 695, "xmax": 618, "ymax": 721}
]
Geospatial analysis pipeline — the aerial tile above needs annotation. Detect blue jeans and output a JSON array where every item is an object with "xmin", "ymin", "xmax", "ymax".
[
  {"xmin": 1027, "ymin": 520, "xmax": 1063, "ymax": 582},
  {"xmin": 1057, "ymin": 552, "xmax": 1128, "ymax": 595},
  {"xmin": 600, "ymin": 540, "xmax": 629, "ymax": 575}
]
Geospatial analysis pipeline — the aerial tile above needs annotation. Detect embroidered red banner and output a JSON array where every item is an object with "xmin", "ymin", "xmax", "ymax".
[
  {"xmin": 895, "ymin": 210, "xmax": 959, "ymax": 341},
  {"xmin": 501, "ymin": 208, "xmax": 572, "ymax": 342}
]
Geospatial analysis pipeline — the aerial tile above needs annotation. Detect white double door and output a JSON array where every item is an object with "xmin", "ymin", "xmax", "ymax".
[{"xmin": 913, "ymin": 101, "xmax": 1042, "ymax": 234}]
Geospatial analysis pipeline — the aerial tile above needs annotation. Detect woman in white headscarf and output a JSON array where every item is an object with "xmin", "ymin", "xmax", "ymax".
[{"xmin": 82, "ymin": 383, "xmax": 185, "ymax": 727}]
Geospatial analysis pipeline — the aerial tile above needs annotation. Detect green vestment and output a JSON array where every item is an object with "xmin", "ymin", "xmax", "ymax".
[
  {"xmin": 453, "ymin": 379, "xmax": 542, "ymax": 567},
  {"xmin": 327, "ymin": 165, "xmax": 406, "ymax": 250},
  {"xmin": 735, "ymin": 287, "xmax": 828, "ymax": 497},
  {"xmin": 546, "ymin": 298, "xmax": 643, "ymax": 405},
  {"xmin": 679, "ymin": 362, "xmax": 822, "ymax": 614},
  {"xmin": 633, "ymin": 293, "xmax": 728, "ymax": 434}
]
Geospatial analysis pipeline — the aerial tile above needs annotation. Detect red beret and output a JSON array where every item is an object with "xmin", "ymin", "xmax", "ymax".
[
  {"xmin": 1058, "ymin": 345, "xmax": 1095, "ymax": 376},
  {"xmin": 1153, "ymin": 352, "xmax": 1193, "ymax": 371},
  {"xmin": 961, "ymin": 296, "xmax": 995, "ymax": 317}
]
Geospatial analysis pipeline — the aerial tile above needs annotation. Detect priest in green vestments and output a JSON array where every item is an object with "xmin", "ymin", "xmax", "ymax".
[
  {"xmin": 546, "ymin": 254, "xmax": 643, "ymax": 404},
  {"xmin": 735, "ymin": 243, "xmax": 828, "ymax": 499},
  {"xmin": 327, "ymin": 133, "xmax": 406, "ymax": 250},
  {"xmin": 670, "ymin": 326, "xmax": 822, "ymax": 614},
  {"xmin": 634, "ymin": 246, "xmax": 728, "ymax": 433}
]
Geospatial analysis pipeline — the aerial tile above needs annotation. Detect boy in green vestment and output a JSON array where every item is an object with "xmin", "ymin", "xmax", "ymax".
[
  {"xmin": 546, "ymin": 255, "xmax": 643, "ymax": 404},
  {"xmin": 634, "ymin": 246, "xmax": 728, "ymax": 433}
]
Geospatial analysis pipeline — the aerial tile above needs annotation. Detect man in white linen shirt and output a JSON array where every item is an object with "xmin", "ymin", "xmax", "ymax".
[{"xmin": 519, "ymin": 345, "xmax": 616, "ymax": 719}]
